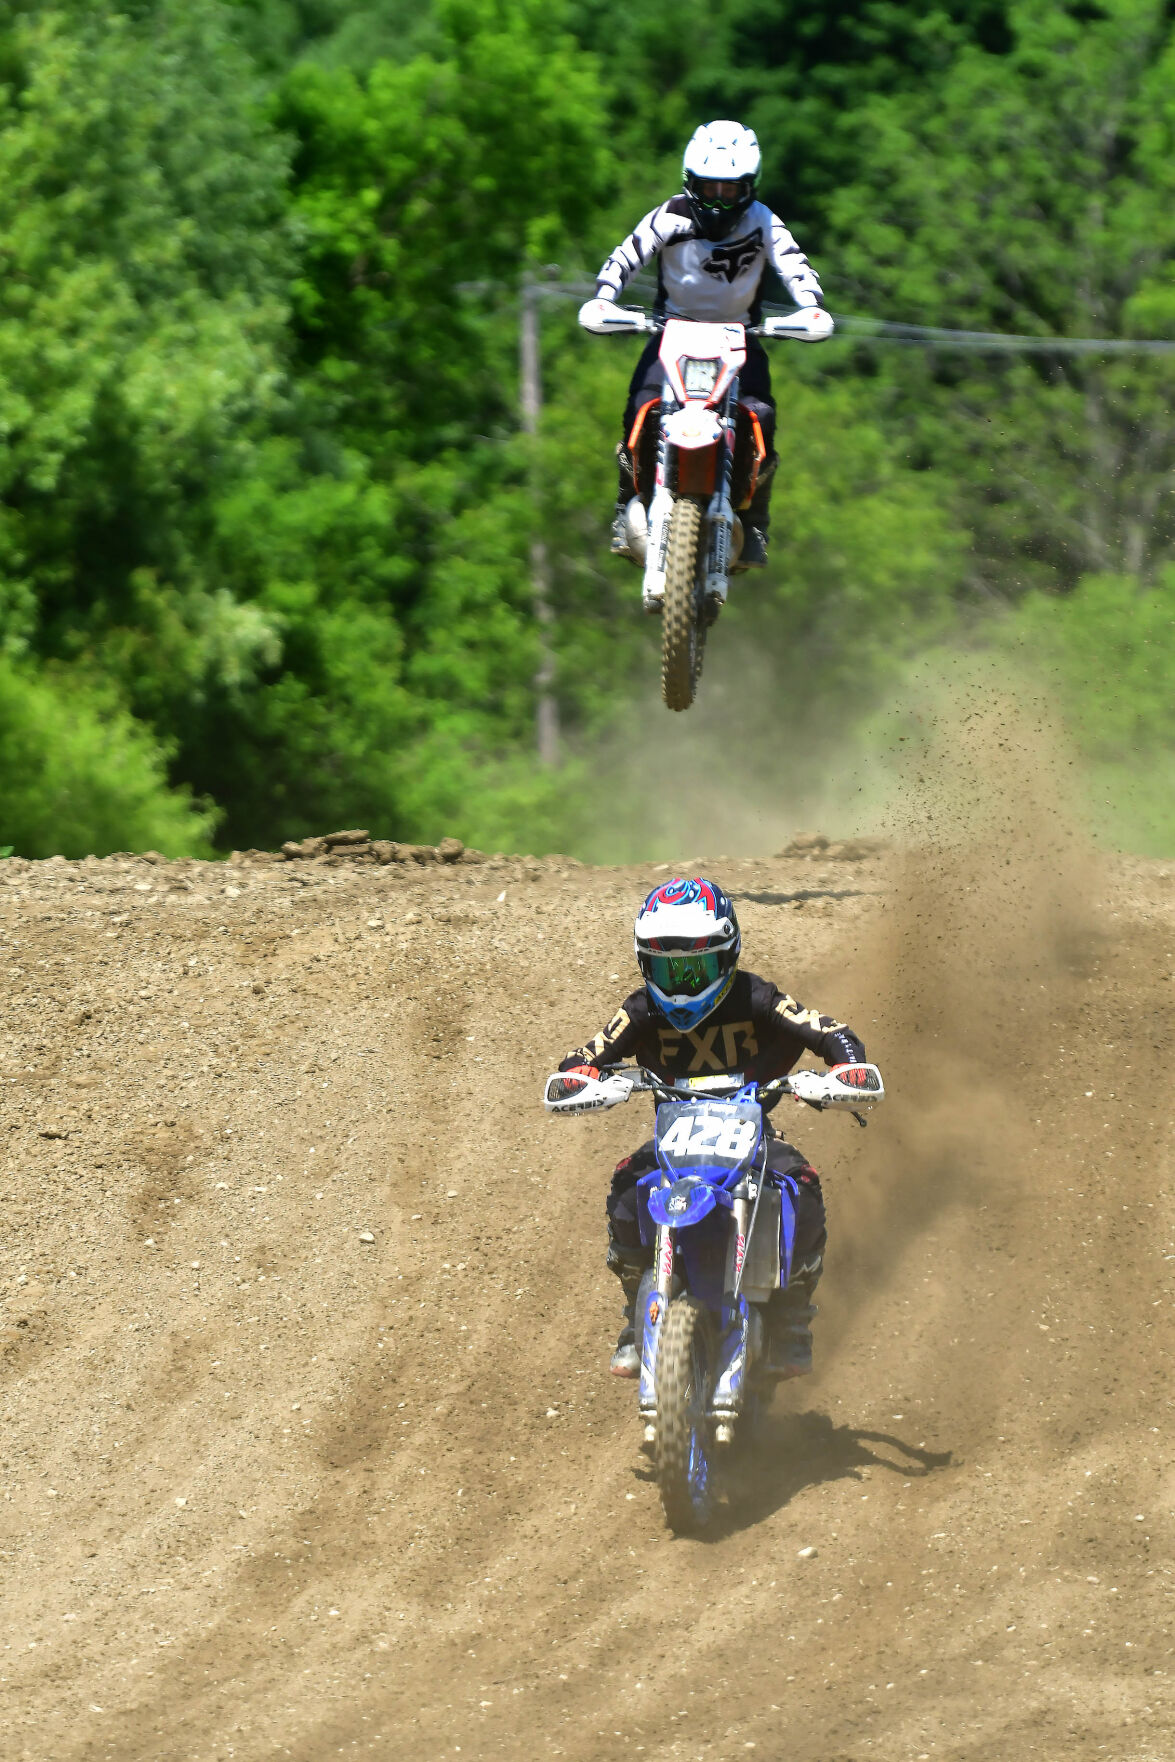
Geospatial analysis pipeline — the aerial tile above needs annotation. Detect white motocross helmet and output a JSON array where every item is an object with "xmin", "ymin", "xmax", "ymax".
[
  {"xmin": 634, "ymin": 877, "xmax": 742, "ymax": 1032},
  {"xmin": 683, "ymin": 120, "xmax": 761, "ymax": 240}
]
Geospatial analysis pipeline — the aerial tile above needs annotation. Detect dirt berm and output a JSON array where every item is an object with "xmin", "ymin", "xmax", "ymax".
[{"xmin": 0, "ymin": 831, "xmax": 1172, "ymax": 1761}]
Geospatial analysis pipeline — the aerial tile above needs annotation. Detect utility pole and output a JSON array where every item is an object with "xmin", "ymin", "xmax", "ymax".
[{"xmin": 519, "ymin": 278, "xmax": 559, "ymax": 767}]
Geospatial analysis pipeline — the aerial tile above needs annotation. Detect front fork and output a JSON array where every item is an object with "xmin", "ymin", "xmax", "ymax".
[
  {"xmin": 642, "ymin": 392, "xmax": 675, "ymax": 605},
  {"xmin": 704, "ymin": 381, "xmax": 739, "ymax": 604},
  {"xmin": 709, "ymin": 1184, "xmax": 753, "ymax": 1440},
  {"xmin": 638, "ymin": 1221, "xmax": 676, "ymax": 1423},
  {"xmin": 638, "ymin": 1180, "xmax": 761, "ymax": 1444}
]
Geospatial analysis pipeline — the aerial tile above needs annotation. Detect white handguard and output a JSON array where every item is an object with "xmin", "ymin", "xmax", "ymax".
[
  {"xmin": 791, "ymin": 1063, "xmax": 885, "ymax": 1110},
  {"xmin": 760, "ymin": 307, "xmax": 835, "ymax": 342},
  {"xmin": 543, "ymin": 1070, "xmax": 635, "ymax": 1114},
  {"xmin": 578, "ymin": 297, "xmax": 650, "ymax": 336}
]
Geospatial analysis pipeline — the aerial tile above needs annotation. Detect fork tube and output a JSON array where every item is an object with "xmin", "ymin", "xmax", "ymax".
[
  {"xmin": 725, "ymin": 1188, "xmax": 750, "ymax": 1306},
  {"xmin": 655, "ymin": 1222, "xmax": 675, "ymax": 1299},
  {"xmin": 732, "ymin": 1139, "xmax": 769, "ymax": 1303},
  {"xmin": 639, "ymin": 1219, "xmax": 675, "ymax": 1418},
  {"xmin": 721, "ymin": 376, "xmax": 738, "ymax": 500},
  {"xmin": 711, "ymin": 1186, "xmax": 752, "ymax": 1424},
  {"xmin": 644, "ymin": 375, "xmax": 675, "ymax": 602},
  {"xmin": 704, "ymin": 376, "xmax": 738, "ymax": 597}
]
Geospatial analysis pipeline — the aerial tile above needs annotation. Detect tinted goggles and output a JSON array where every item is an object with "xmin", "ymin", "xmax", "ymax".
[
  {"xmin": 644, "ymin": 948, "xmax": 723, "ymax": 997},
  {"xmin": 695, "ymin": 178, "xmax": 742, "ymax": 204}
]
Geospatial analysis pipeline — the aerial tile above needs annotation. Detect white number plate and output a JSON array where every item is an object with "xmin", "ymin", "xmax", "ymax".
[{"xmin": 658, "ymin": 1113, "xmax": 758, "ymax": 1161}]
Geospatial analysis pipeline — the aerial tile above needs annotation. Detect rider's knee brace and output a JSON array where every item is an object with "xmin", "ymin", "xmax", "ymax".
[
  {"xmin": 616, "ymin": 442, "xmax": 636, "ymax": 503},
  {"xmin": 606, "ymin": 1240, "xmax": 651, "ymax": 1296}
]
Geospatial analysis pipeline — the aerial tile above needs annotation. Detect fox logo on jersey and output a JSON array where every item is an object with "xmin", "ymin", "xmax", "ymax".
[{"xmin": 702, "ymin": 228, "xmax": 763, "ymax": 284}]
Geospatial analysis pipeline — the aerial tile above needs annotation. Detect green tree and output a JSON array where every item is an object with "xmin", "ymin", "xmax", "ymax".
[
  {"xmin": 997, "ymin": 569, "xmax": 1175, "ymax": 852},
  {"xmin": 829, "ymin": 0, "xmax": 1175, "ymax": 592},
  {"xmin": 0, "ymin": 660, "xmax": 214, "ymax": 858},
  {"xmin": 563, "ymin": 0, "xmax": 1014, "ymax": 226},
  {"xmin": 277, "ymin": 0, "xmax": 614, "ymax": 451},
  {"xmin": 0, "ymin": 2, "xmax": 292, "ymax": 709},
  {"xmin": 2, "ymin": 0, "xmax": 1169, "ymax": 862}
]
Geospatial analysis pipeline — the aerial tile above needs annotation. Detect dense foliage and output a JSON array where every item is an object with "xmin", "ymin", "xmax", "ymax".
[{"xmin": 0, "ymin": 0, "xmax": 1171, "ymax": 856}]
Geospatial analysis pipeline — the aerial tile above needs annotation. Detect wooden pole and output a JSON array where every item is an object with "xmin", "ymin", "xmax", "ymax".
[{"xmin": 519, "ymin": 281, "xmax": 559, "ymax": 767}]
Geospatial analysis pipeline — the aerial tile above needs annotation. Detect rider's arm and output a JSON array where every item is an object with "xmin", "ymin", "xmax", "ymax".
[
  {"xmin": 757, "ymin": 978, "xmax": 865, "ymax": 1066},
  {"xmin": 765, "ymin": 211, "xmax": 824, "ymax": 309},
  {"xmin": 559, "ymin": 995, "xmax": 646, "ymax": 1072},
  {"xmin": 594, "ymin": 199, "xmax": 696, "ymax": 301}
]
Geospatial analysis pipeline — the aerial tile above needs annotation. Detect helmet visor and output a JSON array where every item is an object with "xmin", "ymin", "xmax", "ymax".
[{"xmin": 643, "ymin": 948, "xmax": 724, "ymax": 998}]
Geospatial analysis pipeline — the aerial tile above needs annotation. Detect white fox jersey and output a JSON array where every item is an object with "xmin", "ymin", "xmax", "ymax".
[{"xmin": 594, "ymin": 196, "xmax": 823, "ymax": 324}]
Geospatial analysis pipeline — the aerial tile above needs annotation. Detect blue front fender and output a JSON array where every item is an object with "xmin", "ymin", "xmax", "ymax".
[{"xmin": 647, "ymin": 1176, "xmax": 728, "ymax": 1229}]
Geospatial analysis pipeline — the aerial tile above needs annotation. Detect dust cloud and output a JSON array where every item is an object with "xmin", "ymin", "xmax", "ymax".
[
  {"xmin": 568, "ymin": 623, "xmax": 887, "ymax": 862},
  {"xmin": 783, "ymin": 665, "xmax": 1102, "ymax": 1377},
  {"xmin": 570, "ymin": 619, "xmax": 1100, "ymax": 867}
]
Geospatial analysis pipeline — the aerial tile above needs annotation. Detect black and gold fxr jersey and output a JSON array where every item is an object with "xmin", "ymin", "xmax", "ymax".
[{"xmin": 560, "ymin": 970, "xmax": 864, "ymax": 1087}]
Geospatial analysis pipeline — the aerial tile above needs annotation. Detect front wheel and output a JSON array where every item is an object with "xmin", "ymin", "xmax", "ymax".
[
  {"xmin": 654, "ymin": 1295, "xmax": 717, "ymax": 1532},
  {"xmin": 660, "ymin": 497, "xmax": 703, "ymax": 712}
]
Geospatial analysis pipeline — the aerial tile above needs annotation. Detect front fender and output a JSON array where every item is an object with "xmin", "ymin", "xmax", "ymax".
[
  {"xmin": 647, "ymin": 1176, "xmax": 728, "ymax": 1229},
  {"xmin": 662, "ymin": 404, "xmax": 722, "ymax": 450}
]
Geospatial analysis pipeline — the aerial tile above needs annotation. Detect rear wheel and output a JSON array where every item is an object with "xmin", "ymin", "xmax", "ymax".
[
  {"xmin": 660, "ymin": 497, "xmax": 703, "ymax": 712},
  {"xmin": 655, "ymin": 1295, "xmax": 717, "ymax": 1532}
]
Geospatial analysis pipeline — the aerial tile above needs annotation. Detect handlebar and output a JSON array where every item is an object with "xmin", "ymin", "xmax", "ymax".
[
  {"xmin": 577, "ymin": 298, "xmax": 834, "ymax": 342},
  {"xmin": 544, "ymin": 1062, "xmax": 884, "ymax": 1119},
  {"xmin": 601, "ymin": 1066, "xmax": 793, "ymax": 1103}
]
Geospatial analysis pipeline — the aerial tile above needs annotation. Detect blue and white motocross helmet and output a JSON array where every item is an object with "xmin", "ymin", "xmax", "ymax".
[{"xmin": 635, "ymin": 877, "xmax": 741, "ymax": 1031}]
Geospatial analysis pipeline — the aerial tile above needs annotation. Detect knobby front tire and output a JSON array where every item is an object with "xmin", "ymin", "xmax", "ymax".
[
  {"xmin": 654, "ymin": 1294, "xmax": 717, "ymax": 1533},
  {"xmin": 660, "ymin": 497, "xmax": 702, "ymax": 712}
]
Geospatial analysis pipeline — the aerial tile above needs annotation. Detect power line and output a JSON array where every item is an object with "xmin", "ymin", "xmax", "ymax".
[
  {"xmin": 827, "ymin": 312, "xmax": 1175, "ymax": 355},
  {"xmin": 523, "ymin": 277, "xmax": 1175, "ymax": 355}
]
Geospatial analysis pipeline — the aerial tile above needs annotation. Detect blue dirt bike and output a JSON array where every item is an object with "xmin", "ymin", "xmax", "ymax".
[{"xmin": 544, "ymin": 1061, "xmax": 884, "ymax": 1532}]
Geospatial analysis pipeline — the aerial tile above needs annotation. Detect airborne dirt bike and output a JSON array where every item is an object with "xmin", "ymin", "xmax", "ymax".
[
  {"xmin": 579, "ymin": 302, "xmax": 833, "ymax": 711},
  {"xmin": 544, "ymin": 1059, "xmax": 884, "ymax": 1533}
]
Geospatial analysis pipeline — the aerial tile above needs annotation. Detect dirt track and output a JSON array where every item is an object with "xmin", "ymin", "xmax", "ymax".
[{"xmin": 1, "ymin": 828, "xmax": 1172, "ymax": 1762}]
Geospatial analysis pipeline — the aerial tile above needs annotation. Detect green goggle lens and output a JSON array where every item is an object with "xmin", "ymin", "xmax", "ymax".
[{"xmin": 646, "ymin": 950, "xmax": 722, "ymax": 997}]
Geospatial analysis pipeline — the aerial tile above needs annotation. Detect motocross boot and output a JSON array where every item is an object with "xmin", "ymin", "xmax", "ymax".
[
  {"xmin": 764, "ymin": 1253, "xmax": 823, "ymax": 1378},
  {"xmin": 606, "ymin": 1245, "xmax": 646, "ymax": 1379},
  {"xmin": 610, "ymin": 1302, "xmax": 640, "ymax": 1378},
  {"xmin": 738, "ymin": 525, "xmax": 769, "ymax": 569},
  {"xmin": 732, "ymin": 455, "xmax": 776, "ymax": 572}
]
